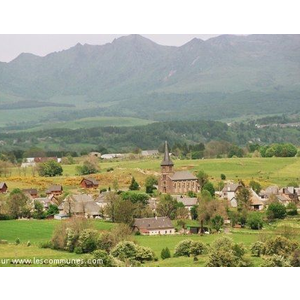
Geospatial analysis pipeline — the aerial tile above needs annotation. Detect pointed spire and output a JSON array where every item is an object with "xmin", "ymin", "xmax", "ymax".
[{"xmin": 161, "ymin": 141, "xmax": 174, "ymax": 166}]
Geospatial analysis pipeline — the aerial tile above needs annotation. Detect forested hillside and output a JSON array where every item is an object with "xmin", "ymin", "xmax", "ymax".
[{"xmin": 0, "ymin": 34, "xmax": 300, "ymax": 129}]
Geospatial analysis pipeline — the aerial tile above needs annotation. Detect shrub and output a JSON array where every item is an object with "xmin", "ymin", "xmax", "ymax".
[
  {"xmin": 220, "ymin": 174, "xmax": 226, "ymax": 180},
  {"xmin": 27, "ymin": 241, "xmax": 31, "ymax": 247},
  {"xmin": 161, "ymin": 247, "xmax": 171, "ymax": 260},
  {"xmin": 207, "ymin": 237, "xmax": 250, "ymax": 267},
  {"xmin": 250, "ymin": 241, "xmax": 266, "ymax": 257},
  {"xmin": 135, "ymin": 246, "xmax": 155, "ymax": 262},
  {"xmin": 190, "ymin": 241, "xmax": 206, "ymax": 256},
  {"xmin": 15, "ymin": 238, "xmax": 20, "ymax": 245},
  {"xmin": 111, "ymin": 241, "xmax": 154, "ymax": 264},
  {"xmin": 206, "ymin": 249, "xmax": 239, "ymax": 267},
  {"xmin": 286, "ymin": 202, "xmax": 298, "ymax": 216},
  {"xmin": 211, "ymin": 215, "xmax": 224, "ymax": 232},
  {"xmin": 174, "ymin": 240, "xmax": 206, "ymax": 257},
  {"xmin": 39, "ymin": 241, "xmax": 53, "ymax": 249},
  {"xmin": 111, "ymin": 241, "xmax": 138, "ymax": 261},
  {"xmin": 174, "ymin": 240, "xmax": 193, "ymax": 257},
  {"xmin": 77, "ymin": 229, "xmax": 99, "ymax": 253},
  {"xmin": 290, "ymin": 250, "xmax": 300, "ymax": 267},
  {"xmin": 129, "ymin": 177, "xmax": 139, "ymax": 190},
  {"xmin": 262, "ymin": 255, "xmax": 291, "ymax": 267},
  {"xmin": 247, "ymin": 212, "xmax": 263, "ymax": 230},
  {"xmin": 74, "ymin": 246, "xmax": 83, "ymax": 254},
  {"xmin": 267, "ymin": 202, "xmax": 286, "ymax": 220},
  {"xmin": 265, "ymin": 236, "xmax": 299, "ymax": 257}
]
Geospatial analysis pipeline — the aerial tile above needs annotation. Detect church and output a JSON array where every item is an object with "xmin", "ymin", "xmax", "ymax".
[{"xmin": 158, "ymin": 141, "xmax": 199, "ymax": 194}]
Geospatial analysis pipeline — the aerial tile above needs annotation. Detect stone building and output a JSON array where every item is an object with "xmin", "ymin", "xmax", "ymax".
[{"xmin": 158, "ymin": 141, "xmax": 199, "ymax": 194}]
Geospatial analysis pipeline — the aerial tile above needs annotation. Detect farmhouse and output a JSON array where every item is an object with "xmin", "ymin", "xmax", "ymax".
[
  {"xmin": 22, "ymin": 188, "xmax": 38, "ymax": 198},
  {"xmin": 221, "ymin": 183, "xmax": 243, "ymax": 207},
  {"xmin": 158, "ymin": 141, "xmax": 199, "ymax": 194},
  {"xmin": 34, "ymin": 195, "xmax": 56, "ymax": 210},
  {"xmin": 80, "ymin": 177, "xmax": 99, "ymax": 189},
  {"xmin": 46, "ymin": 185, "xmax": 63, "ymax": 196},
  {"xmin": 250, "ymin": 189, "xmax": 264, "ymax": 211},
  {"xmin": 0, "ymin": 182, "xmax": 8, "ymax": 193},
  {"xmin": 141, "ymin": 150, "xmax": 159, "ymax": 157},
  {"xmin": 60, "ymin": 194, "xmax": 101, "ymax": 218},
  {"xmin": 133, "ymin": 217, "xmax": 175, "ymax": 235}
]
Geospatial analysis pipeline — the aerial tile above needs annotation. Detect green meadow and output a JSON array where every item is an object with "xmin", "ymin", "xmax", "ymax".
[{"xmin": 0, "ymin": 218, "xmax": 299, "ymax": 267}]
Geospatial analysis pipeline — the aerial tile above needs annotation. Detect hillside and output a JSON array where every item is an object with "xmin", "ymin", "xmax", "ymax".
[{"xmin": 0, "ymin": 34, "xmax": 300, "ymax": 129}]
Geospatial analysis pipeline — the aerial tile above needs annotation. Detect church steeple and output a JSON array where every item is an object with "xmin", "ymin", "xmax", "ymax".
[{"xmin": 161, "ymin": 141, "xmax": 174, "ymax": 167}]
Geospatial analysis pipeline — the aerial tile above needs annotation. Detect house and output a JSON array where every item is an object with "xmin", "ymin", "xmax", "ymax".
[
  {"xmin": 80, "ymin": 177, "xmax": 99, "ymax": 189},
  {"xmin": 259, "ymin": 186, "xmax": 279, "ymax": 200},
  {"xmin": 158, "ymin": 141, "xmax": 199, "ymax": 194},
  {"xmin": 0, "ymin": 182, "xmax": 8, "ymax": 193},
  {"xmin": 250, "ymin": 189, "xmax": 264, "ymax": 211},
  {"xmin": 46, "ymin": 185, "xmax": 63, "ymax": 196},
  {"xmin": 221, "ymin": 183, "xmax": 243, "ymax": 205},
  {"xmin": 34, "ymin": 195, "xmax": 56, "ymax": 210},
  {"xmin": 22, "ymin": 188, "xmax": 38, "ymax": 198},
  {"xmin": 133, "ymin": 217, "xmax": 175, "ymax": 235},
  {"xmin": 141, "ymin": 150, "xmax": 159, "ymax": 157},
  {"xmin": 280, "ymin": 187, "xmax": 299, "ymax": 203},
  {"xmin": 60, "ymin": 194, "xmax": 101, "ymax": 218},
  {"xmin": 101, "ymin": 153, "xmax": 124, "ymax": 160},
  {"xmin": 275, "ymin": 194, "xmax": 292, "ymax": 206},
  {"xmin": 95, "ymin": 192, "xmax": 109, "ymax": 209},
  {"xmin": 173, "ymin": 195, "xmax": 198, "ymax": 210}
]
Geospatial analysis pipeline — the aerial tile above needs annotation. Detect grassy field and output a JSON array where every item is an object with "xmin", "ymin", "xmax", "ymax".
[
  {"xmin": 2, "ymin": 157, "xmax": 300, "ymax": 192},
  {"xmin": 22, "ymin": 116, "xmax": 154, "ymax": 132},
  {"xmin": 0, "ymin": 219, "xmax": 299, "ymax": 267}
]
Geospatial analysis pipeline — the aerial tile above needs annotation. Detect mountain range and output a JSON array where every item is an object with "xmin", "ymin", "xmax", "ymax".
[{"xmin": 0, "ymin": 34, "xmax": 300, "ymax": 129}]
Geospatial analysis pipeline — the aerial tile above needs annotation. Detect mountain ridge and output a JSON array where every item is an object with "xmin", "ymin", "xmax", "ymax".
[{"xmin": 0, "ymin": 34, "xmax": 299, "ymax": 128}]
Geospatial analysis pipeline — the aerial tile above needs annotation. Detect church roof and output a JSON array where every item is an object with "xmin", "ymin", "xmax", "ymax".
[
  {"xmin": 169, "ymin": 171, "xmax": 197, "ymax": 181},
  {"xmin": 161, "ymin": 141, "xmax": 174, "ymax": 166}
]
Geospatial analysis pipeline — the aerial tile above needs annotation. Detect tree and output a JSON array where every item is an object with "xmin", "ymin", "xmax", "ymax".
[
  {"xmin": 104, "ymin": 192, "xmax": 120, "ymax": 223},
  {"xmin": 161, "ymin": 247, "xmax": 171, "ymax": 260},
  {"xmin": 145, "ymin": 176, "xmax": 158, "ymax": 194},
  {"xmin": 206, "ymin": 237, "xmax": 249, "ymax": 267},
  {"xmin": 46, "ymin": 204, "xmax": 59, "ymax": 216},
  {"xmin": 197, "ymin": 190, "xmax": 227, "ymax": 232},
  {"xmin": 32, "ymin": 200, "xmax": 45, "ymax": 219},
  {"xmin": 112, "ymin": 179, "xmax": 119, "ymax": 192},
  {"xmin": 246, "ymin": 212, "xmax": 263, "ymax": 230},
  {"xmin": 267, "ymin": 202, "xmax": 286, "ymax": 220},
  {"xmin": 286, "ymin": 202, "xmax": 298, "ymax": 216},
  {"xmin": 236, "ymin": 187, "xmax": 251, "ymax": 211},
  {"xmin": 114, "ymin": 199, "xmax": 136, "ymax": 225},
  {"xmin": 129, "ymin": 177, "xmax": 139, "ymax": 190},
  {"xmin": 7, "ymin": 189, "xmax": 31, "ymax": 219},
  {"xmin": 197, "ymin": 170, "xmax": 209, "ymax": 190},
  {"xmin": 211, "ymin": 215, "xmax": 224, "ymax": 232},
  {"xmin": 156, "ymin": 194, "xmax": 180, "ymax": 220},
  {"xmin": 249, "ymin": 180, "xmax": 262, "ymax": 194},
  {"xmin": 76, "ymin": 157, "xmax": 99, "ymax": 175},
  {"xmin": 38, "ymin": 160, "xmax": 63, "ymax": 177},
  {"xmin": 190, "ymin": 205, "xmax": 198, "ymax": 220},
  {"xmin": 202, "ymin": 182, "xmax": 215, "ymax": 197}
]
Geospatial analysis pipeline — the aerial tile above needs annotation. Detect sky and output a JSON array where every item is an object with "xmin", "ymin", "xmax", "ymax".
[{"xmin": 0, "ymin": 34, "xmax": 220, "ymax": 63}]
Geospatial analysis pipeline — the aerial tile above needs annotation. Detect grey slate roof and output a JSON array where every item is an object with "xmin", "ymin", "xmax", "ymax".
[
  {"xmin": 222, "ymin": 183, "xmax": 241, "ymax": 193},
  {"xmin": 173, "ymin": 195, "xmax": 198, "ymax": 206},
  {"xmin": 134, "ymin": 217, "xmax": 174, "ymax": 230},
  {"xmin": 169, "ymin": 171, "xmax": 197, "ymax": 181},
  {"xmin": 161, "ymin": 141, "xmax": 174, "ymax": 166},
  {"xmin": 46, "ymin": 185, "xmax": 63, "ymax": 193}
]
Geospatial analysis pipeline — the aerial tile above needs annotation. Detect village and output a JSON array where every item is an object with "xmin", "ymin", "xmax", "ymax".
[{"xmin": 1, "ymin": 141, "xmax": 299, "ymax": 236}]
